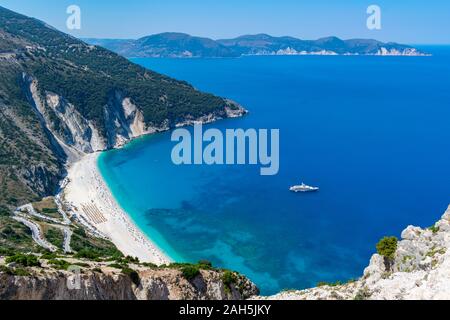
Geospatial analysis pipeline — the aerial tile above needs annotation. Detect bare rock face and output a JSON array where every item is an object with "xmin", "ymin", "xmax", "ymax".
[
  {"xmin": 22, "ymin": 74, "xmax": 153, "ymax": 158},
  {"xmin": 0, "ymin": 268, "xmax": 258, "ymax": 300},
  {"xmin": 255, "ymin": 205, "xmax": 450, "ymax": 300}
]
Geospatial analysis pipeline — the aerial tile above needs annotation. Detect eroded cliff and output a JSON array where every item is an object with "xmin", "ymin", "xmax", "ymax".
[{"xmin": 0, "ymin": 258, "xmax": 258, "ymax": 300}]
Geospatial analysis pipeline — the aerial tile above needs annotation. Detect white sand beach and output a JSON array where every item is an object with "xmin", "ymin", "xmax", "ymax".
[{"xmin": 63, "ymin": 153, "xmax": 171, "ymax": 265}]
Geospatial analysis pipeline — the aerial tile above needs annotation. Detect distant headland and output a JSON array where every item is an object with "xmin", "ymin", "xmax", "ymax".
[{"xmin": 84, "ymin": 32, "xmax": 429, "ymax": 58}]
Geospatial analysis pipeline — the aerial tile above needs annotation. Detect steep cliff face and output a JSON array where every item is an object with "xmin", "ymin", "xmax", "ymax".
[
  {"xmin": 22, "ymin": 74, "xmax": 156, "ymax": 157},
  {"xmin": 0, "ymin": 266, "xmax": 258, "ymax": 300},
  {"xmin": 256, "ymin": 206, "xmax": 450, "ymax": 300},
  {"xmin": 102, "ymin": 90, "xmax": 158, "ymax": 149}
]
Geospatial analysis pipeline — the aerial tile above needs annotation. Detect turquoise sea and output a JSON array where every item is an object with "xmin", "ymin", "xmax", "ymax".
[{"xmin": 98, "ymin": 47, "xmax": 450, "ymax": 295}]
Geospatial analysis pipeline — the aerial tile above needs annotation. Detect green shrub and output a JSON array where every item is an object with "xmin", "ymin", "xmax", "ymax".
[
  {"xmin": 74, "ymin": 248, "xmax": 101, "ymax": 260},
  {"xmin": 122, "ymin": 267, "xmax": 140, "ymax": 286},
  {"xmin": 126, "ymin": 256, "xmax": 140, "ymax": 264},
  {"xmin": 48, "ymin": 259, "xmax": 70, "ymax": 270},
  {"xmin": 142, "ymin": 262, "xmax": 157, "ymax": 269},
  {"xmin": 317, "ymin": 280, "xmax": 343, "ymax": 287},
  {"xmin": 6, "ymin": 253, "xmax": 40, "ymax": 267},
  {"xmin": 73, "ymin": 262, "xmax": 90, "ymax": 268},
  {"xmin": 45, "ymin": 228, "xmax": 64, "ymax": 248},
  {"xmin": 0, "ymin": 222, "xmax": 32, "ymax": 245},
  {"xmin": 428, "ymin": 225, "xmax": 440, "ymax": 234},
  {"xmin": 108, "ymin": 263, "xmax": 126, "ymax": 269},
  {"xmin": 376, "ymin": 236, "xmax": 398, "ymax": 260},
  {"xmin": 354, "ymin": 287, "xmax": 371, "ymax": 300},
  {"xmin": 73, "ymin": 227, "xmax": 86, "ymax": 237},
  {"xmin": 71, "ymin": 235, "xmax": 122, "ymax": 260},
  {"xmin": 41, "ymin": 252, "xmax": 58, "ymax": 260},
  {"xmin": 0, "ymin": 265, "xmax": 30, "ymax": 276},
  {"xmin": 42, "ymin": 208, "xmax": 58, "ymax": 214},
  {"xmin": 0, "ymin": 206, "xmax": 10, "ymax": 217},
  {"xmin": 222, "ymin": 270, "xmax": 238, "ymax": 293},
  {"xmin": 0, "ymin": 247, "xmax": 14, "ymax": 256},
  {"xmin": 198, "ymin": 260, "xmax": 213, "ymax": 269},
  {"xmin": 0, "ymin": 265, "xmax": 10, "ymax": 274},
  {"xmin": 181, "ymin": 265, "xmax": 200, "ymax": 280},
  {"xmin": 115, "ymin": 255, "xmax": 140, "ymax": 264}
]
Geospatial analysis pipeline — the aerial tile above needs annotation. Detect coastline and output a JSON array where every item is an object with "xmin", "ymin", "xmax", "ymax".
[
  {"xmin": 60, "ymin": 105, "xmax": 247, "ymax": 265},
  {"xmin": 63, "ymin": 152, "xmax": 171, "ymax": 265}
]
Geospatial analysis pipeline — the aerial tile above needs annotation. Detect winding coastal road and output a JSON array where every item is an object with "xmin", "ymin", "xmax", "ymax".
[
  {"xmin": 18, "ymin": 204, "xmax": 70, "ymax": 226},
  {"xmin": 55, "ymin": 193, "xmax": 72, "ymax": 225},
  {"xmin": 13, "ymin": 202, "xmax": 73, "ymax": 252},
  {"xmin": 62, "ymin": 227, "xmax": 73, "ymax": 253},
  {"xmin": 12, "ymin": 215, "xmax": 57, "ymax": 252}
]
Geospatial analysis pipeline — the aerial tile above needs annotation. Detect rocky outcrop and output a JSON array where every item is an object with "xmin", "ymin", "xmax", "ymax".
[
  {"xmin": 22, "ymin": 75, "xmax": 146, "ymax": 157},
  {"xmin": 256, "ymin": 205, "xmax": 450, "ymax": 300},
  {"xmin": 45, "ymin": 92, "xmax": 105, "ymax": 153},
  {"xmin": 0, "ymin": 266, "xmax": 258, "ymax": 300},
  {"xmin": 21, "ymin": 74, "xmax": 84, "ymax": 163},
  {"xmin": 102, "ymin": 91, "xmax": 157, "ymax": 149},
  {"xmin": 375, "ymin": 47, "xmax": 428, "ymax": 56}
]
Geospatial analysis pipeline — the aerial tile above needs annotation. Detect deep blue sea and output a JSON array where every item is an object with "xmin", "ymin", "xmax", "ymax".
[{"xmin": 98, "ymin": 46, "xmax": 450, "ymax": 295}]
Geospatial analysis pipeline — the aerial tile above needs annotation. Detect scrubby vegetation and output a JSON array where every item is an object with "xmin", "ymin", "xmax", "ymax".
[
  {"xmin": 5, "ymin": 253, "xmax": 40, "ymax": 267},
  {"xmin": 317, "ymin": 280, "xmax": 344, "ymax": 287},
  {"xmin": 376, "ymin": 236, "xmax": 399, "ymax": 272},
  {"xmin": 222, "ymin": 270, "xmax": 238, "ymax": 294},
  {"xmin": 47, "ymin": 258, "xmax": 70, "ymax": 270},
  {"xmin": 44, "ymin": 226, "xmax": 64, "ymax": 249},
  {"xmin": 71, "ymin": 230, "xmax": 123, "ymax": 260},
  {"xmin": 0, "ymin": 216, "xmax": 38, "ymax": 253},
  {"xmin": 316, "ymin": 278, "xmax": 356, "ymax": 288},
  {"xmin": 354, "ymin": 287, "xmax": 371, "ymax": 300},
  {"xmin": 428, "ymin": 224, "xmax": 440, "ymax": 234},
  {"xmin": 168, "ymin": 261, "xmax": 218, "ymax": 281},
  {"xmin": 40, "ymin": 252, "xmax": 58, "ymax": 260},
  {"xmin": 376, "ymin": 236, "xmax": 398, "ymax": 260},
  {"xmin": 0, "ymin": 206, "xmax": 10, "ymax": 217},
  {"xmin": 121, "ymin": 267, "xmax": 140, "ymax": 286},
  {"xmin": 32, "ymin": 198, "xmax": 60, "ymax": 219},
  {"xmin": 180, "ymin": 265, "xmax": 201, "ymax": 280},
  {"xmin": 0, "ymin": 265, "xmax": 30, "ymax": 276},
  {"xmin": 141, "ymin": 262, "xmax": 158, "ymax": 269}
]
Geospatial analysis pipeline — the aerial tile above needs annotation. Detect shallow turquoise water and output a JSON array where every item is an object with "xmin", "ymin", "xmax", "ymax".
[{"xmin": 98, "ymin": 47, "xmax": 450, "ymax": 294}]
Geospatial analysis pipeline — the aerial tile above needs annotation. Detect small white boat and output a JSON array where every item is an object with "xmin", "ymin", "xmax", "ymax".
[{"xmin": 290, "ymin": 182, "xmax": 319, "ymax": 193}]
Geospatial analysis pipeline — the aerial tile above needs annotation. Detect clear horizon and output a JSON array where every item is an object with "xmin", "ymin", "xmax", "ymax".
[{"xmin": 1, "ymin": 0, "xmax": 449, "ymax": 45}]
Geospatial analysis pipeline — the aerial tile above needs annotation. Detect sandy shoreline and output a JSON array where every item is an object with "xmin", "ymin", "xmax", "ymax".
[{"xmin": 63, "ymin": 152, "xmax": 171, "ymax": 265}]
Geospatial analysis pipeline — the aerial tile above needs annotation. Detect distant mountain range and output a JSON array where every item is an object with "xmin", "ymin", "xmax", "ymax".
[{"xmin": 84, "ymin": 33, "xmax": 428, "ymax": 58}]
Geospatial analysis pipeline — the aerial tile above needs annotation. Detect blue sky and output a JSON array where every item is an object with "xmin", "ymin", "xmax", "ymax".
[{"xmin": 1, "ymin": 0, "xmax": 449, "ymax": 44}]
